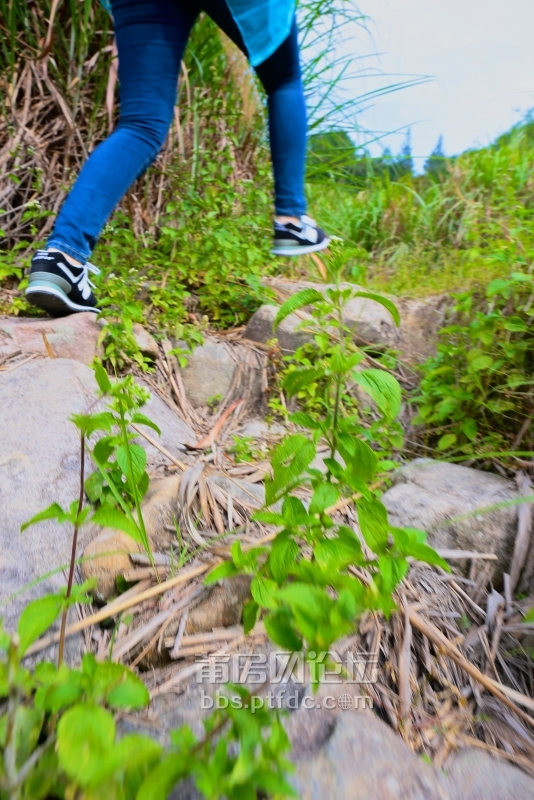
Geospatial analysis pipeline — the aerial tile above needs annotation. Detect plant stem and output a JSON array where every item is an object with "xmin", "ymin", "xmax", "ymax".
[
  {"xmin": 118, "ymin": 403, "xmax": 157, "ymax": 576},
  {"xmin": 4, "ymin": 638, "xmax": 20, "ymax": 794},
  {"xmin": 58, "ymin": 432, "xmax": 85, "ymax": 667}
]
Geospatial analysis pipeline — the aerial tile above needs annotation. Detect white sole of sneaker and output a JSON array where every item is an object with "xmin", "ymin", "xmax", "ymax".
[
  {"xmin": 271, "ymin": 238, "xmax": 330, "ymax": 257},
  {"xmin": 26, "ymin": 285, "xmax": 99, "ymax": 316}
]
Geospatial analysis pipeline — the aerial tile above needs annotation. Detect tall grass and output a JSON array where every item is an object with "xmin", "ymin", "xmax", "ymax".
[{"xmin": 308, "ymin": 123, "xmax": 534, "ymax": 296}]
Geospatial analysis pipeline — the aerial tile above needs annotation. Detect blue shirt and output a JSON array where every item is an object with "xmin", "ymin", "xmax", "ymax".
[{"xmin": 99, "ymin": 0, "xmax": 296, "ymax": 67}]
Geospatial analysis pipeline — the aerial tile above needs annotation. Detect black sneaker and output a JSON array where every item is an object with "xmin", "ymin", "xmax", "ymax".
[
  {"xmin": 26, "ymin": 250, "xmax": 100, "ymax": 316},
  {"xmin": 272, "ymin": 215, "xmax": 330, "ymax": 256}
]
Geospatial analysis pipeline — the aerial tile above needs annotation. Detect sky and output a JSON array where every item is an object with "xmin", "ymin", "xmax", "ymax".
[{"xmin": 339, "ymin": 0, "xmax": 534, "ymax": 167}]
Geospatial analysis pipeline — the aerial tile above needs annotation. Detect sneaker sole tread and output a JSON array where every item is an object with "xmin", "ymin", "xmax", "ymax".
[
  {"xmin": 271, "ymin": 238, "xmax": 330, "ymax": 257},
  {"xmin": 25, "ymin": 285, "xmax": 98, "ymax": 316}
]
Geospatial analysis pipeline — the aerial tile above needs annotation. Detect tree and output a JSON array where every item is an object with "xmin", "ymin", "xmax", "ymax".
[
  {"xmin": 424, "ymin": 136, "xmax": 447, "ymax": 177},
  {"xmin": 393, "ymin": 129, "xmax": 413, "ymax": 178}
]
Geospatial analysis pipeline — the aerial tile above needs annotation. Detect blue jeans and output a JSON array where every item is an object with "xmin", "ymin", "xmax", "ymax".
[{"xmin": 47, "ymin": 0, "xmax": 308, "ymax": 262}]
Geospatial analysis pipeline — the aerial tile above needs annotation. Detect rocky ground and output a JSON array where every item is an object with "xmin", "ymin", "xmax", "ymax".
[{"xmin": 2, "ymin": 287, "xmax": 534, "ymax": 800}]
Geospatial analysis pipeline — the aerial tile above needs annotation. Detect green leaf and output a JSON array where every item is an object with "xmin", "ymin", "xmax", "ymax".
[
  {"xmin": 75, "ymin": 412, "xmax": 115, "ymax": 437},
  {"xmin": 57, "ymin": 705, "xmax": 115, "ymax": 787},
  {"xmin": 243, "ymin": 601, "xmax": 259, "ymax": 634},
  {"xmin": 273, "ymin": 289, "xmax": 324, "ymax": 329},
  {"xmin": 289, "ymin": 411, "xmax": 321, "ymax": 430},
  {"xmin": 437, "ymin": 433, "xmax": 457, "ymax": 451},
  {"xmin": 20, "ymin": 502, "xmax": 67, "ymax": 532},
  {"xmin": 470, "ymin": 354, "xmax": 493, "ymax": 371},
  {"xmin": 116, "ymin": 443, "xmax": 147, "ymax": 483},
  {"xmin": 504, "ymin": 316, "xmax": 527, "ymax": 333},
  {"xmin": 204, "ymin": 561, "xmax": 239, "ymax": 584},
  {"xmin": 94, "ymin": 362, "xmax": 112, "ymax": 394},
  {"xmin": 352, "ymin": 369, "xmax": 401, "ymax": 420},
  {"xmin": 18, "ymin": 595, "xmax": 64, "ymax": 655},
  {"xmin": 265, "ymin": 435, "xmax": 316, "ymax": 505},
  {"xmin": 103, "ymin": 668, "xmax": 150, "ymax": 710},
  {"xmin": 131, "ymin": 412, "xmax": 162, "ymax": 435},
  {"xmin": 264, "ymin": 610, "xmax": 302, "ymax": 651},
  {"xmin": 309, "ymin": 482, "xmax": 339, "ymax": 515},
  {"xmin": 337, "ymin": 435, "xmax": 378, "ymax": 484},
  {"xmin": 357, "ymin": 499, "xmax": 389, "ymax": 553},
  {"xmin": 282, "ymin": 368, "xmax": 323, "ymax": 398},
  {"xmin": 93, "ymin": 436, "xmax": 114, "ymax": 465},
  {"xmin": 461, "ymin": 418, "xmax": 478, "ymax": 441},
  {"xmin": 270, "ymin": 534, "xmax": 299, "ymax": 582},
  {"xmin": 251, "ymin": 577, "xmax": 279, "ymax": 610},
  {"xmin": 85, "ymin": 470, "xmax": 105, "ymax": 503},
  {"xmin": 351, "ymin": 291, "xmax": 400, "ymax": 326},
  {"xmin": 487, "ymin": 278, "xmax": 510, "ymax": 297},
  {"xmin": 90, "ymin": 506, "xmax": 142, "ymax": 542},
  {"xmin": 524, "ymin": 607, "xmax": 534, "ymax": 623}
]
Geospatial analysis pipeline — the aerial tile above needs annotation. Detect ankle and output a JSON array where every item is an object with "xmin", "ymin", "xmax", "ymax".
[
  {"xmin": 48, "ymin": 247, "xmax": 83, "ymax": 267},
  {"xmin": 276, "ymin": 215, "xmax": 301, "ymax": 226}
]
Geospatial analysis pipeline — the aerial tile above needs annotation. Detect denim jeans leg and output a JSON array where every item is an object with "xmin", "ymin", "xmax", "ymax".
[
  {"xmin": 47, "ymin": 0, "xmax": 196, "ymax": 262},
  {"xmin": 255, "ymin": 20, "xmax": 307, "ymax": 217},
  {"xmin": 199, "ymin": 3, "xmax": 308, "ymax": 218}
]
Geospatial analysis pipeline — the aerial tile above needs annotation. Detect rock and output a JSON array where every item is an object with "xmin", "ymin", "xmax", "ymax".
[
  {"xmin": 132, "ymin": 323, "xmax": 159, "ymax": 360},
  {"xmin": 185, "ymin": 575, "xmax": 252, "ymax": 634},
  {"xmin": 397, "ymin": 296, "xmax": 448, "ymax": 365},
  {"xmin": 382, "ymin": 459, "xmax": 518, "ymax": 578},
  {"xmin": 0, "ymin": 312, "xmax": 102, "ymax": 365},
  {"xmin": 238, "ymin": 418, "xmax": 286, "ymax": 439},
  {"xmin": 0, "ymin": 358, "xmax": 97, "ymax": 660},
  {"xmin": 123, "ymin": 679, "xmax": 451, "ymax": 800},
  {"xmin": 288, "ymin": 689, "xmax": 450, "ymax": 800},
  {"xmin": 445, "ymin": 748, "xmax": 534, "ymax": 800},
  {"xmin": 262, "ymin": 279, "xmax": 446, "ymax": 365},
  {"xmin": 0, "ymin": 353, "xmax": 196, "ymax": 622},
  {"xmin": 243, "ymin": 304, "xmax": 314, "ymax": 353},
  {"xmin": 81, "ymin": 528, "xmax": 141, "ymax": 601},
  {"xmin": 179, "ymin": 340, "xmax": 236, "ymax": 408},
  {"xmin": 138, "ymin": 474, "xmax": 181, "ymax": 551},
  {"xmin": 139, "ymin": 386, "xmax": 196, "ymax": 459},
  {"xmin": 81, "ymin": 474, "xmax": 181, "ymax": 599}
]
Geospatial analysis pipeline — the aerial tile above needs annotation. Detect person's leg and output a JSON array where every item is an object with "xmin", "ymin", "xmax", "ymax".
[
  {"xmin": 27, "ymin": 0, "xmax": 197, "ymax": 314},
  {"xmin": 47, "ymin": 0, "xmax": 196, "ymax": 263},
  {"xmin": 200, "ymin": 3, "xmax": 327, "ymax": 254},
  {"xmin": 200, "ymin": 1, "xmax": 307, "ymax": 220},
  {"xmin": 254, "ymin": 20, "xmax": 307, "ymax": 220}
]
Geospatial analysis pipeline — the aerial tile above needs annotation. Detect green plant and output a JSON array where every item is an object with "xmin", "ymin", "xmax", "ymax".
[
  {"xmin": 412, "ymin": 271, "xmax": 534, "ymax": 462},
  {"xmin": 3, "ymin": 359, "xmax": 293, "ymax": 799},
  {"xmin": 228, "ymin": 435, "xmax": 261, "ymax": 464},
  {"xmin": 207, "ymin": 251, "xmax": 449, "ymax": 670},
  {"xmin": 0, "ymin": 607, "xmax": 292, "ymax": 800},
  {"xmin": 308, "ymin": 121, "xmax": 534, "ymax": 299},
  {"xmin": 24, "ymin": 365, "xmax": 159, "ymax": 570}
]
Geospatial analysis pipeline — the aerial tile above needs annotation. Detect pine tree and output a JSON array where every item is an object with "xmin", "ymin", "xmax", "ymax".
[
  {"xmin": 394, "ymin": 130, "xmax": 413, "ymax": 177},
  {"xmin": 424, "ymin": 136, "xmax": 447, "ymax": 176}
]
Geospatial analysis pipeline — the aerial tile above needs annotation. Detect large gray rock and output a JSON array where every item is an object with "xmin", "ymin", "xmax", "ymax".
[
  {"xmin": 140, "ymin": 385, "xmax": 195, "ymax": 458},
  {"xmin": 262, "ymin": 279, "xmax": 446, "ymax": 364},
  {"xmin": 382, "ymin": 459, "xmax": 518, "ymax": 577},
  {"xmin": 132, "ymin": 323, "xmax": 159, "ymax": 360},
  {"xmin": 180, "ymin": 340, "xmax": 237, "ymax": 408},
  {"xmin": 445, "ymin": 747, "xmax": 534, "ymax": 800},
  {"xmin": 0, "ymin": 356, "xmax": 196, "ymax": 637},
  {"xmin": 243, "ymin": 304, "xmax": 314, "ymax": 354},
  {"xmin": 0, "ymin": 312, "xmax": 102, "ymax": 365},
  {"xmin": 0, "ymin": 358, "xmax": 97, "ymax": 659},
  {"xmin": 288, "ymin": 694, "xmax": 450, "ymax": 799}
]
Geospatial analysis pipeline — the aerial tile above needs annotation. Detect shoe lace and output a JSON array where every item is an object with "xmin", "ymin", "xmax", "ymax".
[{"xmin": 76, "ymin": 261, "xmax": 100, "ymax": 300}]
